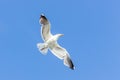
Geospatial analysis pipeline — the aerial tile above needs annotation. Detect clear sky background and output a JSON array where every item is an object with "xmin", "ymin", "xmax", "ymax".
[{"xmin": 0, "ymin": 0, "xmax": 120, "ymax": 80}]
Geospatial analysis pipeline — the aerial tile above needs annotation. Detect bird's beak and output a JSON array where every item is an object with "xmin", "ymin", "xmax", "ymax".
[{"xmin": 60, "ymin": 34, "xmax": 64, "ymax": 37}]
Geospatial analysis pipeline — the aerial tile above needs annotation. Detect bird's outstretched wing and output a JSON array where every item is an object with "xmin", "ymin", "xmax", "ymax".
[
  {"xmin": 50, "ymin": 43, "xmax": 75, "ymax": 70},
  {"xmin": 39, "ymin": 15, "xmax": 53, "ymax": 42}
]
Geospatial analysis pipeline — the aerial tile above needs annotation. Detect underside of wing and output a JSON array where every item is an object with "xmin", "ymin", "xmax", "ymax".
[
  {"xmin": 50, "ymin": 43, "xmax": 68, "ymax": 59},
  {"xmin": 41, "ymin": 24, "xmax": 52, "ymax": 41},
  {"xmin": 50, "ymin": 43, "xmax": 75, "ymax": 69},
  {"xmin": 40, "ymin": 15, "xmax": 53, "ymax": 42}
]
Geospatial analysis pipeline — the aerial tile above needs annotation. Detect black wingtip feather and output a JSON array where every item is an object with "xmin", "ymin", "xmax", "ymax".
[
  {"xmin": 40, "ymin": 14, "xmax": 47, "ymax": 20},
  {"xmin": 69, "ymin": 59, "xmax": 75, "ymax": 70}
]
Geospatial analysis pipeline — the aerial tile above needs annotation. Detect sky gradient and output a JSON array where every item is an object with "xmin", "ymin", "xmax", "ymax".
[{"xmin": 0, "ymin": 0, "xmax": 120, "ymax": 80}]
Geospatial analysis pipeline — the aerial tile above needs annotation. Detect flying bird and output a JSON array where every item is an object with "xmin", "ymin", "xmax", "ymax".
[{"xmin": 37, "ymin": 14, "xmax": 75, "ymax": 70}]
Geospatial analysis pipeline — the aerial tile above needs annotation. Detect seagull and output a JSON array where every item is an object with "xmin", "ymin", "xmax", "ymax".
[{"xmin": 37, "ymin": 14, "xmax": 75, "ymax": 70}]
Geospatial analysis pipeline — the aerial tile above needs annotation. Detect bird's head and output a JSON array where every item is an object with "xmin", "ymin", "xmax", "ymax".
[
  {"xmin": 54, "ymin": 34, "xmax": 64, "ymax": 41},
  {"xmin": 57, "ymin": 34, "xmax": 64, "ymax": 37},
  {"xmin": 56, "ymin": 34, "xmax": 64, "ymax": 38}
]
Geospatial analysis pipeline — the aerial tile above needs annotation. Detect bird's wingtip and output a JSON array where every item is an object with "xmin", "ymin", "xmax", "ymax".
[
  {"xmin": 70, "ymin": 65, "xmax": 75, "ymax": 70},
  {"xmin": 40, "ymin": 13, "xmax": 45, "ymax": 17},
  {"xmin": 39, "ymin": 14, "xmax": 48, "ymax": 24},
  {"xmin": 40, "ymin": 14, "xmax": 47, "ymax": 21}
]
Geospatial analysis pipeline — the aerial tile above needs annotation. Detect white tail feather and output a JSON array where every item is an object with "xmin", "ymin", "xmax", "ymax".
[{"xmin": 37, "ymin": 43, "xmax": 48, "ymax": 55}]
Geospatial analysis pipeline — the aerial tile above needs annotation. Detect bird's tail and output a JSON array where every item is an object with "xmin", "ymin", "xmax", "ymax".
[{"xmin": 37, "ymin": 43, "xmax": 48, "ymax": 55}]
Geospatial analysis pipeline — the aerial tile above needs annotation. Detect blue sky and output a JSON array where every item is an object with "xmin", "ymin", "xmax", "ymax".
[{"xmin": 0, "ymin": 0, "xmax": 120, "ymax": 80}]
